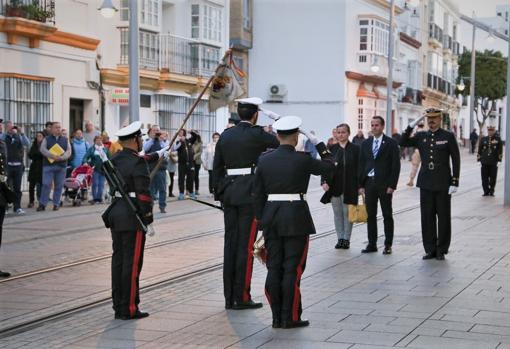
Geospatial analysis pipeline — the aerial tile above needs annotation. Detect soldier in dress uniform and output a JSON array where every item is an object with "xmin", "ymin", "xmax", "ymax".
[
  {"xmin": 400, "ymin": 108, "xmax": 460, "ymax": 261},
  {"xmin": 103, "ymin": 121, "xmax": 169, "ymax": 320},
  {"xmin": 477, "ymin": 125, "xmax": 503, "ymax": 196},
  {"xmin": 0, "ymin": 127, "xmax": 10, "ymax": 278},
  {"xmin": 213, "ymin": 97, "xmax": 279, "ymax": 310},
  {"xmin": 253, "ymin": 116, "xmax": 335, "ymax": 329}
]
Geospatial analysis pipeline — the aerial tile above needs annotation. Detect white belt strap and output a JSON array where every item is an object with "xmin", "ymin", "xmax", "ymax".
[
  {"xmin": 267, "ymin": 194, "xmax": 306, "ymax": 201},
  {"xmin": 114, "ymin": 192, "xmax": 136, "ymax": 198},
  {"xmin": 227, "ymin": 168, "xmax": 252, "ymax": 176}
]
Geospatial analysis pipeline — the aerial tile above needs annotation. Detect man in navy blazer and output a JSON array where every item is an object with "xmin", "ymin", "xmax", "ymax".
[{"xmin": 358, "ymin": 116, "xmax": 401, "ymax": 254}]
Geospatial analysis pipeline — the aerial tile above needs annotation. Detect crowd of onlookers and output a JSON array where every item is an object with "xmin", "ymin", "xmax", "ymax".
[{"xmin": 0, "ymin": 118, "xmax": 220, "ymax": 215}]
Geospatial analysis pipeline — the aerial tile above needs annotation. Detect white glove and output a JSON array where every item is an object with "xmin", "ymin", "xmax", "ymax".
[
  {"xmin": 409, "ymin": 115, "xmax": 425, "ymax": 129},
  {"xmin": 300, "ymin": 129, "xmax": 318, "ymax": 145},
  {"xmin": 259, "ymin": 108, "xmax": 281, "ymax": 121},
  {"xmin": 99, "ymin": 150, "xmax": 109, "ymax": 163},
  {"xmin": 448, "ymin": 186, "xmax": 458, "ymax": 195},
  {"xmin": 156, "ymin": 145, "xmax": 170, "ymax": 158}
]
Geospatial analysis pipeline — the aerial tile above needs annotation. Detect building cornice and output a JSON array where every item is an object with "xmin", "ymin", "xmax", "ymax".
[
  {"xmin": 399, "ymin": 32, "xmax": 421, "ymax": 49},
  {"xmin": 0, "ymin": 17, "xmax": 100, "ymax": 50},
  {"xmin": 0, "ymin": 72, "xmax": 54, "ymax": 81},
  {"xmin": 346, "ymin": 71, "xmax": 402, "ymax": 89}
]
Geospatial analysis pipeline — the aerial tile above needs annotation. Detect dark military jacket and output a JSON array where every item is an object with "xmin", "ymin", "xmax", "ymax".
[
  {"xmin": 104, "ymin": 148, "xmax": 158, "ymax": 232},
  {"xmin": 0, "ymin": 140, "xmax": 7, "ymax": 208},
  {"xmin": 213, "ymin": 121, "xmax": 279, "ymax": 206},
  {"xmin": 400, "ymin": 127, "xmax": 460, "ymax": 191},
  {"xmin": 477, "ymin": 135, "xmax": 503, "ymax": 166},
  {"xmin": 253, "ymin": 143, "xmax": 334, "ymax": 237}
]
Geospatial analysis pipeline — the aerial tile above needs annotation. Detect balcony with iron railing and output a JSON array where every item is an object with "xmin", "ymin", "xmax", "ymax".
[
  {"xmin": 452, "ymin": 41, "xmax": 460, "ymax": 56},
  {"xmin": 399, "ymin": 87, "xmax": 423, "ymax": 105},
  {"xmin": 426, "ymin": 73, "xmax": 457, "ymax": 97},
  {"xmin": 0, "ymin": 0, "xmax": 55, "ymax": 24},
  {"xmin": 428, "ymin": 23, "xmax": 443, "ymax": 48},
  {"xmin": 443, "ymin": 34, "xmax": 452, "ymax": 54},
  {"xmin": 119, "ymin": 29, "xmax": 221, "ymax": 78}
]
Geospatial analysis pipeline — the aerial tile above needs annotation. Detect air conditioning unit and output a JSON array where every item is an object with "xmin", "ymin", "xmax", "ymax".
[{"xmin": 268, "ymin": 84, "xmax": 287, "ymax": 103}]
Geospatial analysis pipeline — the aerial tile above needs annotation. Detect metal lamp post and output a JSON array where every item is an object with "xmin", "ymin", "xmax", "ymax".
[
  {"xmin": 505, "ymin": 17, "xmax": 510, "ymax": 206},
  {"xmin": 469, "ymin": 12, "xmax": 476, "ymax": 138},
  {"xmin": 99, "ymin": 0, "xmax": 139, "ymax": 123},
  {"xmin": 386, "ymin": 0, "xmax": 395, "ymax": 136}
]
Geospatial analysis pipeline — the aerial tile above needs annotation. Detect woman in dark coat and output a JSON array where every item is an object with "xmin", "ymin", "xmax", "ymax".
[
  {"xmin": 321, "ymin": 123, "xmax": 360, "ymax": 249},
  {"xmin": 27, "ymin": 132, "xmax": 44, "ymax": 208}
]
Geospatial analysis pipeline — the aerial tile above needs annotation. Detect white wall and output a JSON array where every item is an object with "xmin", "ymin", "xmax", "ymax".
[{"xmin": 249, "ymin": 0, "xmax": 348, "ymax": 141}]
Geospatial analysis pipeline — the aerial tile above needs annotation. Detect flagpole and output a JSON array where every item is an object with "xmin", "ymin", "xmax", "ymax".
[{"xmin": 149, "ymin": 50, "xmax": 231, "ymax": 180}]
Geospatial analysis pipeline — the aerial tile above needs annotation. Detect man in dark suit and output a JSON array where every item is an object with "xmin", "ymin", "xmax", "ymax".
[
  {"xmin": 477, "ymin": 125, "xmax": 503, "ymax": 196},
  {"xmin": 213, "ymin": 97, "xmax": 279, "ymax": 310},
  {"xmin": 358, "ymin": 116, "xmax": 401, "ymax": 255},
  {"xmin": 400, "ymin": 108, "xmax": 460, "ymax": 260}
]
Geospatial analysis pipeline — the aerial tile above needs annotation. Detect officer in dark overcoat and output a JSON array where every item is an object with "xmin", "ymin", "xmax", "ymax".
[
  {"xmin": 400, "ymin": 108, "xmax": 460, "ymax": 261},
  {"xmin": 253, "ymin": 116, "xmax": 335, "ymax": 329},
  {"xmin": 213, "ymin": 97, "xmax": 279, "ymax": 310},
  {"xmin": 0, "ymin": 129, "xmax": 10, "ymax": 278},
  {"xmin": 477, "ymin": 125, "xmax": 503, "ymax": 196},
  {"xmin": 104, "ymin": 121, "xmax": 168, "ymax": 320}
]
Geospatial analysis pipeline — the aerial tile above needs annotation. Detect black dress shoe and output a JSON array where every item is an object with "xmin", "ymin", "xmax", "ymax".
[
  {"xmin": 36, "ymin": 205, "xmax": 45, "ymax": 212},
  {"xmin": 361, "ymin": 245, "xmax": 378, "ymax": 253},
  {"xmin": 281, "ymin": 319, "xmax": 310, "ymax": 329},
  {"xmin": 272, "ymin": 319, "xmax": 281, "ymax": 328},
  {"xmin": 118, "ymin": 311, "xmax": 149, "ymax": 320},
  {"xmin": 0, "ymin": 271, "xmax": 11, "ymax": 278},
  {"xmin": 335, "ymin": 239, "xmax": 344, "ymax": 249},
  {"xmin": 382, "ymin": 246, "xmax": 392, "ymax": 255},
  {"xmin": 436, "ymin": 253, "xmax": 445, "ymax": 260},
  {"xmin": 422, "ymin": 252, "xmax": 436, "ymax": 260},
  {"xmin": 232, "ymin": 300, "xmax": 263, "ymax": 310},
  {"xmin": 342, "ymin": 240, "xmax": 350, "ymax": 249},
  {"xmin": 225, "ymin": 302, "xmax": 232, "ymax": 309},
  {"xmin": 489, "ymin": 192, "xmax": 495, "ymax": 197},
  {"xmin": 482, "ymin": 193, "xmax": 489, "ymax": 197}
]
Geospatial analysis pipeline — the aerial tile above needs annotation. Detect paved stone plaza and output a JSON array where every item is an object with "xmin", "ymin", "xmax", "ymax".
[{"xmin": 1, "ymin": 149, "xmax": 510, "ymax": 348}]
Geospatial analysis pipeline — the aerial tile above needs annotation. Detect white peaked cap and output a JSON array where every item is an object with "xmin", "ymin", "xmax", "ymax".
[
  {"xmin": 272, "ymin": 116, "xmax": 302, "ymax": 134},
  {"xmin": 235, "ymin": 97, "xmax": 263, "ymax": 106},
  {"xmin": 115, "ymin": 121, "xmax": 143, "ymax": 139}
]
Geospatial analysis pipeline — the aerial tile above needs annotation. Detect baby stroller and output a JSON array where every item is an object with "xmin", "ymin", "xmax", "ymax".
[{"xmin": 63, "ymin": 164, "xmax": 93, "ymax": 206}]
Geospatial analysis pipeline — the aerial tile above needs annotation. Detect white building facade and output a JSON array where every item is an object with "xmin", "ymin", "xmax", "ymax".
[{"xmin": 0, "ymin": 0, "xmax": 231, "ymax": 142}]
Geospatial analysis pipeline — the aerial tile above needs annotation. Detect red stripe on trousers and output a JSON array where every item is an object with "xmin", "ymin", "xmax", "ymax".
[
  {"xmin": 292, "ymin": 237, "xmax": 309, "ymax": 321},
  {"xmin": 129, "ymin": 230, "xmax": 143, "ymax": 317},
  {"xmin": 243, "ymin": 218, "xmax": 258, "ymax": 302},
  {"xmin": 264, "ymin": 287, "xmax": 272, "ymax": 306}
]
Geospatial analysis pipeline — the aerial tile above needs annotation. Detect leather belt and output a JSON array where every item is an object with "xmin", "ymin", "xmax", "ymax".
[
  {"xmin": 114, "ymin": 192, "xmax": 136, "ymax": 198},
  {"xmin": 267, "ymin": 194, "xmax": 306, "ymax": 201},
  {"xmin": 227, "ymin": 168, "xmax": 253, "ymax": 176}
]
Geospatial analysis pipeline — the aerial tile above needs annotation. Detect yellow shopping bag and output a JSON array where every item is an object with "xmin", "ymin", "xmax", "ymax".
[{"xmin": 348, "ymin": 195, "xmax": 368, "ymax": 223}]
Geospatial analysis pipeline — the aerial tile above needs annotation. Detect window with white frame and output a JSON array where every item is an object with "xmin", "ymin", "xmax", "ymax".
[
  {"xmin": 141, "ymin": 0, "xmax": 160, "ymax": 27},
  {"xmin": 358, "ymin": 99, "xmax": 364, "ymax": 131},
  {"xmin": 191, "ymin": 2, "xmax": 223, "ymax": 43},
  {"xmin": 120, "ymin": 0, "xmax": 129, "ymax": 21},
  {"xmin": 0, "ymin": 77, "xmax": 52, "ymax": 138},
  {"xmin": 120, "ymin": 28, "xmax": 159, "ymax": 70},
  {"xmin": 358, "ymin": 18, "xmax": 391, "ymax": 57}
]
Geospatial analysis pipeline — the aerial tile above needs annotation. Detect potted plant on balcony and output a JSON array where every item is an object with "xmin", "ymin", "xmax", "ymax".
[
  {"xmin": 24, "ymin": 0, "xmax": 54, "ymax": 23},
  {"xmin": 5, "ymin": 0, "xmax": 27, "ymax": 18}
]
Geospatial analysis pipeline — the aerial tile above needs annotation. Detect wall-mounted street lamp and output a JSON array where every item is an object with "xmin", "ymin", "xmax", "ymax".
[{"xmin": 98, "ymin": 0, "xmax": 117, "ymax": 18}]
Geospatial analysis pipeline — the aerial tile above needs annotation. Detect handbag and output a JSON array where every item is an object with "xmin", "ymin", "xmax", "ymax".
[
  {"xmin": 348, "ymin": 194, "xmax": 368, "ymax": 223},
  {"xmin": 169, "ymin": 151, "xmax": 178, "ymax": 164}
]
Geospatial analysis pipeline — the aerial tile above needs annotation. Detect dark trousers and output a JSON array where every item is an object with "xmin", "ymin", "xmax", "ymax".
[
  {"xmin": 471, "ymin": 141, "xmax": 476, "ymax": 154},
  {"xmin": 178, "ymin": 163, "xmax": 194, "ymax": 194},
  {"xmin": 419, "ymin": 189, "xmax": 451, "ymax": 255},
  {"xmin": 208, "ymin": 170, "xmax": 214, "ymax": 194},
  {"xmin": 111, "ymin": 230, "xmax": 146, "ymax": 317},
  {"xmin": 223, "ymin": 204, "xmax": 257, "ymax": 306},
  {"xmin": 194, "ymin": 164, "xmax": 201, "ymax": 192},
  {"xmin": 0, "ymin": 206, "xmax": 5, "ymax": 247},
  {"xmin": 265, "ymin": 235, "xmax": 309, "ymax": 323},
  {"xmin": 7, "ymin": 165, "xmax": 24, "ymax": 211},
  {"xmin": 168, "ymin": 171, "xmax": 175, "ymax": 196},
  {"xmin": 29, "ymin": 181, "xmax": 41, "ymax": 204},
  {"xmin": 481, "ymin": 164, "xmax": 498, "ymax": 195},
  {"xmin": 365, "ymin": 178, "xmax": 394, "ymax": 247}
]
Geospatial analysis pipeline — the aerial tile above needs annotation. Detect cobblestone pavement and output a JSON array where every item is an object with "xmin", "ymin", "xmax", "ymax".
[{"xmin": 1, "ymin": 149, "xmax": 510, "ymax": 348}]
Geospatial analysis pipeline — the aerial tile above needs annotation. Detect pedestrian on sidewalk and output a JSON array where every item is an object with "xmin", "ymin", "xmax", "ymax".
[
  {"xmin": 143, "ymin": 125, "xmax": 169, "ymax": 212},
  {"xmin": 38, "ymin": 122, "xmax": 72, "ymax": 212},
  {"xmin": 0, "ymin": 135, "xmax": 10, "ymax": 277},
  {"xmin": 28, "ymin": 132, "xmax": 44, "ymax": 208},
  {"xmin": 176, "ymin": 129, "xmax": 195, "ymax": 200},
  {"xmin": 70, "ymin": 130, "xmax": 90, "ymax": 170},
  {"xmin": 213, "ymin": 97, "xmax": 279, "ymax": 311},
  {"xmin": 191, "ymin": 131, "xmax": 203, "ymax": 195},
  {"xmin": 202, "ymin": 132, "xmax": 220, "ymax": 196},
  {"xmin": 253, "ymin": 116, "xmax": 334, "ymax": 328},
  {"xmin": 167, "ymin": 132, "xmax": 177, "ymax": 198},
  {"xmin": 83, "ymin": 136, "xmax": 110, "ymax": 204},
  {"xmin": 320, "ymin": 123, "xmax": 359, "ymax": 250},
  {"xmin": 4, "ymin": 123, "xmax": 30, "ymax": 215},
  {"xmin": 400, "ymin": 108, "xmax": 460, "ymax": 261},
  {"xmin": 358, "ymin": 116, "xmax": 401, "ymax": 255},
  {"xmin": 470, "ymin": 129, "xmax": 478, "ymax": 154},
  {"xmin": 478, "ymin": 125, "xmax": 503, "ymax": 197}
]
